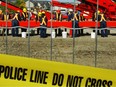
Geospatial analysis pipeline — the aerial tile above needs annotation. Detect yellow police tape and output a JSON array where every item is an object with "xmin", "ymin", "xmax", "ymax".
[{"xmin": 0, "ymin": 54, "xmax": 116, "ymax": 87}]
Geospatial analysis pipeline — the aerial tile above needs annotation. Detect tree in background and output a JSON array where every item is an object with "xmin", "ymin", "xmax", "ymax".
[
  {"xmin": 0, "ymin": 0, "xmax": 11, "ymax": 13},
  {"xmin": 14, "ymin": 0, "xmax": 27, "ymax": 9},
  {"xmin": 0, "ymin": 0, "xmax": 28, "ymax": 13}
]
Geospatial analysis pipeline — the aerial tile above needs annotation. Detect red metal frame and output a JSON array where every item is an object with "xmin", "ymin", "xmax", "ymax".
[
  {"xmin": 0, "ymin": 0, "xmax": 69, "ymax": 20},
  {"xmin": 83, "ymin": 0, "xmax": 116, "ymax": 20},
  {"xmin": 52, "ymin": 1, "xmax": 92, "ymax": 19},
  {"xmin": 1, "ymin": 0, "xmax": 115, "ymax": 20},
  {"xmin": 0, "ymin": 0, "xmax": 116, "ymax": 28},
  {"xmin": 0, "ymin": 21, "xmax": 116, "ymax": 28},
  {"xmin": 0, "ymin": 0, "xmax": 22, "ymax": 12},
  {"xmin": 52, "ymin": 0, "xmax": 116, "ymax": 20},
  {"xmin": 0, "ymin": 0, "xmax": 53, "ymax": 20}
]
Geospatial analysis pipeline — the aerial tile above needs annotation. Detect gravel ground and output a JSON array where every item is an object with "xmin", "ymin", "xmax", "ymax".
[{"xmin": 0, "ymin": 29, "xmax": 116, "ymax": 70}]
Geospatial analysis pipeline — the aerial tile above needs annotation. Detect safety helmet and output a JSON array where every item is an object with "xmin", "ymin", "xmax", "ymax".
[
  {"xmin": 42, "ymin": 11, "xmax": 45, "ymax": 14},
  {"xmin": 69, "ymin": 9, "xmax": 73, "ymax": 12},
  {"xmin": 97, "ymin": 10, "xmax": 100, "ymax": 14},
  {"xmin": 33, "ymin": 11, "xmax": 37, "ymax": 14},
  {"xmin": 23, "ymin": 8, "xmax": 27, "ymax": 12},
  {"xmin": 38, "ymin": 12, "xmax": 42, "ymax": 16}
]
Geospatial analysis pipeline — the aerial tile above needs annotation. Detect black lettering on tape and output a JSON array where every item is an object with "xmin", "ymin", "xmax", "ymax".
[
  {"xmin": 14, "ymin": 67, "xmax": 18, "ymax": 80},
  {"xmin": 17, "ymin": 68, "xmax": 23, "ymax": 80},
  {"xmin": 85, "ymin": 78, "xmax": 91, "ymax": 87},
  {"xmin": 30, "ymin": 70, "xmax": 48, "ymax": 84},
  {"xmin": 0, "ymin": 65, "xmax": 4, "ymax": 77},
  {"xmin": 22, "ymin": 68, "xmax": 27, "ymax": 81},
  {"xmin": 96, "ymin": 79, "xmax": 102, "ymax": 87},
  {"xmin": 43, "ymin": 72, "xmax": 49, "ymax": 84},
  {"xmin": 108, "ymin": 81, "xmax": 113, "ymax": 87},
  {"xmin": 0, "ymin": 65, "xmax": 27, "ymax": 81},
  {"xmin": 85, "ymin": 78, "xmax": 113, "ymax": 87},
  {"xmin": 91, "ymin": 78, "xmax": 96, "ymax": 87},
  {"xmin": 10, "ymin": 67, "xmax": 14, "ymax": 79},
  {"xmin": 52, "ymin": 73, "xmax": 64, "ymax": 86},
  {"xmin": 4, "ymin": 66, "xmax": 10, "ymax": 79},
  {"xmin": 102, "ymin": 80, "xmax": 107, "ymax": 87},
  {"xmin": 52, "ymin": 73, "xmax": 59, "ymax": 85},
  {"xmin": 66, "ymin": 75, "xmax": 83, "ymax": 87},
  {"xmin": 30, "ymin": 70, "xmax": 34, "ymax": 82}
]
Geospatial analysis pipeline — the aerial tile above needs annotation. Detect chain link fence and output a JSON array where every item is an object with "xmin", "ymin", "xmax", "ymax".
[{"xmin": 0, "ymin": 0, "xmax": 116, "ymax": 70}]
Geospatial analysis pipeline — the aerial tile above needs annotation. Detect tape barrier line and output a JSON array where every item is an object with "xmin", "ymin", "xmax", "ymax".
[
  {"xmin": 0, "ymin": 26, "xmax": 116, "ymax": 30},
  {"xmin": 0, "ymin": 54, "xmax": 116, "ymax": 87},
  {"xmin": 0, "ymin": 25, "xmax": 115, "ymax": 29}
]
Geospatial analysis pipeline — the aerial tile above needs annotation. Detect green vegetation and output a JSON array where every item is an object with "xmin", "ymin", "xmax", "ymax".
[
  {"xmin": 13, "ymin": 0, "xmax": 27, "ymax": 9},
  {"xmin": 0, "ymin": 0, "xmax": 28, "ymax": 13}
]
